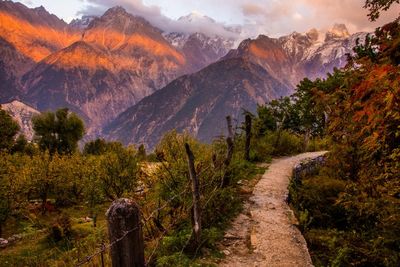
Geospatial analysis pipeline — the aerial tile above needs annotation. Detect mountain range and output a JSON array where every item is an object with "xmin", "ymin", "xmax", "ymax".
[
  {"xmin": 0, "ymin": 1, "xmax": 367, "ymax": 147},
  {"xmin": 104, "ymin": 25, "xmax": 367, "ymax": 148}
]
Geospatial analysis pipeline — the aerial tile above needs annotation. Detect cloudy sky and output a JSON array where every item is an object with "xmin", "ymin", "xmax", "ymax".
[{"xmin": 17, "ymin": 0, "xmax": 399, "ymax": 38}]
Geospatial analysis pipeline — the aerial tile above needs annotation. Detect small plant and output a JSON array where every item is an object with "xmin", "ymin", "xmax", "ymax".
[{"xmin": 50, "ymin": 213, "xmax": 72, "ymax": 242}]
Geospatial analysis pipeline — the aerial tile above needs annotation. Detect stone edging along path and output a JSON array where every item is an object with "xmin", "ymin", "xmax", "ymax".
[{"xmin": 218, "ymin": 151, "xmax": 327, "ymax": 267}]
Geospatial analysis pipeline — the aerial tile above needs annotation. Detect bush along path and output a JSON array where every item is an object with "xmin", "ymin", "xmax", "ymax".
[{"xmin": 218, "ymin": 151, "xmax": 327, "ymax": 267}]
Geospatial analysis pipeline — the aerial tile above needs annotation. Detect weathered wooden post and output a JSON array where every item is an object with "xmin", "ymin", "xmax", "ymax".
[
  {"xmin": 222, "ymin": 116, "xmax": 234, "ymax": 187},
  {"xmin": 184, "ymin": 143, "xmax": 201, "ymax": 247},
  {"xmin": 226, "ymin": 115, "xmax": 234, "ymax": 138},
  {"xmin": 106, "ymin": 198, "xmax": 145, "ymax": 267},
  {"xmin": 244, "ymin": 114, "xmax": 252, "ymax": 161}
]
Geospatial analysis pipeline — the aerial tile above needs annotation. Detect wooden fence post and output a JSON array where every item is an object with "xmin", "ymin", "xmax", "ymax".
[
  {"xmin": 226, "ymin": 115, "xmax": 234, "ymax": 138},
  {"xmin": 106, "ymin": 198, "xmax": 145, "ymax": 267},
  {"xmin": 222, "ymin": 116, "xmax": 234, "ymax": 187},
  {"xmin": 184, "ymin": 143, "xmax": 201, "ymax": 247},
  {"xmin": 245, "ymin": 114, "xmax": 252, "ymax": 161}
]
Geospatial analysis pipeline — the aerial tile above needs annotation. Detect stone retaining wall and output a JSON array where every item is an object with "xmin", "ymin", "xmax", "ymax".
[{"xmin": 292, "ymin": 155, "xmax": 326, "ymax": 184}]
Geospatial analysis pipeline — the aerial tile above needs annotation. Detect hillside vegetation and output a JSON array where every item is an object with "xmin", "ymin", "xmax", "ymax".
[{"xmin": 289, "ymin": 18, "xmax": 400, "ymax": 266}]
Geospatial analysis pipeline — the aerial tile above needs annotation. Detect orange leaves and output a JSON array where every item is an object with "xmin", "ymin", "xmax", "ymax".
[{"xmin": 334, "ymin": 62, "xmax": 400, "ymax": 159}]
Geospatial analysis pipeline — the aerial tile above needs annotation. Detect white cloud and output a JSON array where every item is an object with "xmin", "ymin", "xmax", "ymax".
[
  {"xmin": 239, "ymin": 0, "xmax": 399, "ymax": 36},
  {"xmin": 78, "ymin": 0, "xmax": 400, "ymax": 39},
  {"xmin": 79, "ymin": 0, "xmax": 240, "ymax": 39}
]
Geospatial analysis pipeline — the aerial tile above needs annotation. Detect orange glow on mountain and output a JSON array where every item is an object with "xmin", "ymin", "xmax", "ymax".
[
  {"xmin": 129, "ymin": 34, "xmax": 186, "ymax": 64},
  {"xmin": 249, "ymin": 42, "xmax": 286, "ymax": 62},
  {"xmin": 83, "ymin": 29, "xmax": 186, "ymax": 64},
  {"xmin": 0, "ymin": 11, "xmax": 185, "ymax": 71},
  {"xmin": 45, "ymin": 41, "xmax": 183, "ymax": 72},
  {"xmin": 0, "ymin": 12, "xmax": 80, "ymax": 62},
  {"xmin": 44, "ymin": 42, "xmax": 116, "ymax": 71}
]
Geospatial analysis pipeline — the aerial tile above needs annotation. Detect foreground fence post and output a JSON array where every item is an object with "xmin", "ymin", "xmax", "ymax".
[
  {"xmin": 184, "ymin": 143, "xmax": 202, "ymax": 248},
  {"xmin": 106, "ymin": 199, "xmax": 145, "ymax": 267}
]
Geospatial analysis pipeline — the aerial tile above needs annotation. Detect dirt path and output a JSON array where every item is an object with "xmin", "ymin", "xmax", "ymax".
[{"xmin": 218, "ymin": 152, "xmax": 327, "ymax": 267}]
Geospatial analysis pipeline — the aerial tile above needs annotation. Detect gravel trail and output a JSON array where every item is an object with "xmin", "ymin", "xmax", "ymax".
[{"xmin": 219, "ymin": 152, "xmax": 327, "ymax": 267}]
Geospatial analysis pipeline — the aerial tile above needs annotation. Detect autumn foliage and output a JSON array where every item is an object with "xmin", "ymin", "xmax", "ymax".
[{"xmin": 289, "ymin": 20, "xmax": 400, "ymax": 266}]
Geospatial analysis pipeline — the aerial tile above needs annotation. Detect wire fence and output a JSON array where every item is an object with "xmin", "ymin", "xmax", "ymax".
[
  {"xmin": 75, "ymin": 133, "xmax": 236, "ymax": 266},
  {"xmin": 76, "ymin": 226, "xmax": 139, "ymax": 266}
]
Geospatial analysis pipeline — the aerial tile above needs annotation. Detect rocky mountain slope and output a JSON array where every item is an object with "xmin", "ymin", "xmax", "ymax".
[
  {"xmin": 0, "ymin": 2, "xmax": 236, "ymax": 136},
  {"xmin": 1, "ymin": 100, "xmax": 40, "ymax": 140},
  {"xmin": 279, "ymin": 24, "xmax": 366, "ymax": 81},
  {"xmin": 105, "ymin": 24, "xmax": 367, "ymax": 148},
  {"xmin": 104, "ymin": 57, "xmax": 292, "ymax": 148},
  {"xmin": 0, "ymin": 1, "xmax": 368, "ymax": 145},
  {"xmin": 69, "ymin": 15, "xmax": 97, "ymax": 29},
  {"xmin": 163, "ymin": 13, "xmax": 237, "ymax": 72},
  {"xmin": 225, "ymin": 24, "xmax": 367, "ymax": 87},
  {"xmin": 0, "ymin": 1, "xmax": 80, "ymax": 101},
  {"xmin": 23, "ymin": 6, "xmax": 187, "ymax": 135}
]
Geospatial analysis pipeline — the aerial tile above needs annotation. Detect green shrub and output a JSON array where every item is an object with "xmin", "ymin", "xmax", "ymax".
[
  {"xmin": 156, "ymin": 252, "xmax": 192, "ymax": 267},
  {"xmin": 50, "ymin": 214, "xmax": 72, "ymax": 242},
  {"xmin": 306, "ymin": 137, "xmax": 331, "ymax": 152},
  {"xmin": 254, "ymin": 131, "xmax": 302, "ymax": 157}
]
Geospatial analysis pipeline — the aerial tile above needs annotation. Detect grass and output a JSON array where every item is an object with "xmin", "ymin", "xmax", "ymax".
[
  {"xmin": 0, "ymin": 162, "xmax": 266, "ymax": 267},
  {"xmin": 0, "ymin": 203, "xmax": 111, "ymax": 267}
]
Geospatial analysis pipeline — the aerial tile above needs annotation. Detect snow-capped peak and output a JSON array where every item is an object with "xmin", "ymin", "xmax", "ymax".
[
  {"xmin": 325, "ymin": 23, "xmax": 350, "ymax": 41},
  {"xmin": 69, "ymin": 15, "xmax": 97, "ymax": 29},
  {"xmin": 178, "ymin": 12, "xmax": 216, "ymax": 24}
]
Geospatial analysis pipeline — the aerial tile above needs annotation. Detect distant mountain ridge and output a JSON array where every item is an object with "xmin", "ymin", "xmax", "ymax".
[
  {"xmin": 103, "ymin": 57, "xmax": 292, "ymax": 148},
  {"xmin": 22, "ymin": 6, "xmax": 188, "ymax": 135},
  {"xmin": 104, "ymin": 24, "xmax": 368, "ymax": 148},
  {"xmin": 0, "ymin": 2, "xmax": 238, "ymax": 136},
  {"xmin": 0, "ymin": 1, "xmax": 368, "ymax": 146}
]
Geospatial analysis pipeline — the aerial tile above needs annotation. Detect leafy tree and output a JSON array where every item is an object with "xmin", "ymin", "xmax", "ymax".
[
  {"xmin": 0, "ymin": 106, "xmax": 19, "ymax": 152},
  {"xmin": 0, "ymin": 153, "xmax": 29, "ymax": 237},
  {"xmin": 83, "ymin": 138, "xmax": 108, "ymax": 155},
  {"xmin": 26, "ymin": 152, "xmax": 60, "ymax": 213},
  {"xmin": 81, "ymin": 156, "xmax": 104, "ymax": 227},
  {"xmin": 32, "ymin": 108, "xmax": 84, "ymax": 155},
  {"xmin": 253, "ymin": 104, "xmax": 277, "ymax": 137},
  {"xmin": 137, "ymin": 144, "xmax": 147, "ymax": 161},
  {"xmin": 364, "ymin": 0, "xmax": 399, "ymax": 20},
  {"xmin": 0, "ymin": 153, "xmax": 14, "ymax": 237},
  {"xmin": 98, "ymin": 144, "xmax": 139, "ymax": 200}
]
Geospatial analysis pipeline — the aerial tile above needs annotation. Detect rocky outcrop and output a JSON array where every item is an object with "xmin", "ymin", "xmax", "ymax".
[{"xmin": 1, "ymin": 100, "xmax": 40, "ymax": 140}]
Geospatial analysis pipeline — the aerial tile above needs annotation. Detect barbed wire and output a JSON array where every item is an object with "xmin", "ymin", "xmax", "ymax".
[
  {"xmin": 75, "ymin": 225, "xmax": 139, "ymax": 266},
  {"xmin": 75, "ymin": 134, "xmax": 236, "ymax": 266}
]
